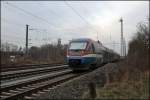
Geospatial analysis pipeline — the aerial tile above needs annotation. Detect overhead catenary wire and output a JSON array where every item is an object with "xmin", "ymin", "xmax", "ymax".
[
  {"xmin": 3, "ymin": 2, "xmax": 111, "ymax": 46},
  {"xmin": 64, "ymin": 1, "xmax": 94, "ymax": 29},
  {"xmin": 6, "ymin": 2, "xmax": 56, "ymax": 29},
  {"xmin": 3, "ymin": 2, "xmax": 58, "ymax": 48},
  {"xmin": 64, "ymin": 1, "xmax": 101, "ymax": 40},
  {"xmin": 37, "ymin": 3, "xmax": 87, "ymax": 34},
  {"xmin": 4, "ymin": 2, "xmax": 70, "ymax": 46},
  {"xmin": 5, "ymin": 2, "xmax": 101, "ymax": 39},
  {"xmin": 3, "ymin": 2, "xmax": 56, "ymax": 32}
]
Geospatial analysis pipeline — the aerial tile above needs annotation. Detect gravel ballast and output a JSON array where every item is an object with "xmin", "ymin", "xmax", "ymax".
[{"xmin": 35, "ymin": 63, "xmax": 120, "ymax": 99}]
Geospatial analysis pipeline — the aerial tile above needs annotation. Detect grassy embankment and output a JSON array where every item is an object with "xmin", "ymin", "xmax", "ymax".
[
  {"xmin": 96, "ymin": 63, "xmax": 149, "ymax": 99},
  {"xmin": 83, "ymin": 21, "xmax": 149, "ymax": 99}
]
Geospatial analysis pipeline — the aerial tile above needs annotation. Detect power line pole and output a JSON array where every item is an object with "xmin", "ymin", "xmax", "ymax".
[
  {"xmin": 26, "ymin": 24, "xmax": 29, "ymax": 55},
  {"xmin": 119, "ymin": 18, "xmax": 124, "ymax": 57},
  {"xmin": 123, "ymin": 38, "xmax": 126, "ymax": 57}
]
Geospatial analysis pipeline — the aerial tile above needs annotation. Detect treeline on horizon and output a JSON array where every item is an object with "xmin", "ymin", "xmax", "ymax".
[{"xmin": 1, "ymin": 43, "xmax": 68, "ymax": 65}]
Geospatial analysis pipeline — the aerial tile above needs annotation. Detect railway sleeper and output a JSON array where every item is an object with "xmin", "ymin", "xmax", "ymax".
[
  {"xmin": 9, "ymin": 90, "xmax": 20, "ymax": 93},
  {"xmin": 22, "ymin": 86, "xmax": 32, "ymax": 89},
  {"xmin": 1, "ymin": 92, "xmax": 13, "ymax": 96},
  {"xmin": 37, "ymin": 91, "xmax": 45, "ymax": 94},
  {"xmin": 15, "ymin": 88, "xmax": 26, "ymax": 91},
  {"xmin": 24, "ymin": 96, "xmax": 34, "ymax": 100},
  {"xmin": 42, "ymin": 89, "xmax": 50, "ymax": 92},
  {"xmin": 27, "ymin": 85, "xmax": 37, "ymax": 88},
  {"xmin": 31, "ymin": 93, "xmax": 40, "ymax": 96}
]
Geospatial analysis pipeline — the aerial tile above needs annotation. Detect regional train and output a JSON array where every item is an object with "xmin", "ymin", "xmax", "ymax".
[{"xmin": 66, "ymin": 38, "xmax": 120, "ymax": 71}]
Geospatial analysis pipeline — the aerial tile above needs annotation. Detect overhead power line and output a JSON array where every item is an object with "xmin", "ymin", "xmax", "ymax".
[
  {"xmin": 64, "ymin": 1, "xmax": 100, "ymax": 40},
  {"xmin": 6, "ymin": 2, "xmax": 55, "ymax": 29},
  {"xmin": 64, "ymin": 1, "xmax": 91, "ymax": 27},
  {"xmin": 37, "ymin": 3, "xmax": 87, "ymax": 33}
]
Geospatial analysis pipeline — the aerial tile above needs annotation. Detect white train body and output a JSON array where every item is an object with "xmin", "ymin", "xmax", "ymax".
[{"xmin": 66, "ymin": 38, "xmax": 120, "ymax": 71}]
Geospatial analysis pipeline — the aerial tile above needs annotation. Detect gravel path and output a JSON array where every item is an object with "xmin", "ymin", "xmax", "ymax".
[{"xmin": 34, "ymin": 62, "xmax": 120, "ymax": 99}]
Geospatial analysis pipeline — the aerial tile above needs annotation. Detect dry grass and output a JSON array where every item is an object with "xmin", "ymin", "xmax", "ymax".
[
  {"xmin": 1, "ymin": 56, "xmax": 65, "ymax": 66},
  {"xmin": 82, "ymin": 60, "xmax": 150, "ymax": 99},
  {"xmin": 96, "ymin": 71, "xmax": 149, "ymax": 99}
]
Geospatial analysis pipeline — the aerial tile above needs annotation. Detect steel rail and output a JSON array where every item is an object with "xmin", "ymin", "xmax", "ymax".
[
  {"xmin": 1, "ymin": 65, "xmax": 68, "ymax": 81},
  {"xmin": 1, "ymin": 63, "xmax": 66, "ymax": 72},
  {"xmin": 1, "ymin": 72, "xmax": 81, "ymax": 100},
  {"xmin": 1, "ymin": 69, "xmax": 72, "ymax": 92}
]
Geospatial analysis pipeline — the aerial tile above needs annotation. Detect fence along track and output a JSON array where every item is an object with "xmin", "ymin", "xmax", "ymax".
[
  {"xmin": 1, "ymin": 65, "xmax": 68, "ymax": 81},
  {"xmin": 1, "ymin": 69, "xmax": 78, "ymax": 100}
]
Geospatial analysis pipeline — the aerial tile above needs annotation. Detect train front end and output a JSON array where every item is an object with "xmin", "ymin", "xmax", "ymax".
[{"xmin": 66, "ymin": 39, "xmax": 96, "ymax": 70}]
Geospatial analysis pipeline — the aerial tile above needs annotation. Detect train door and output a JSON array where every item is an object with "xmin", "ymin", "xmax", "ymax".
[
  {"xmin": 95, "ymin": 43, "xmax": 103, "ymax": 66},
  {"xmin": 90, "ymin": 43, "xmax": 97, "ymax": 66}
]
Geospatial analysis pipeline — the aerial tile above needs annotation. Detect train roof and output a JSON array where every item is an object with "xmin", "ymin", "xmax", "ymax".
[
  {"xmin": 69, "ymin": 38, "xmax": 120, "ymax": 55},
  {"xmin": 70, "ymin": 38, "xmax": 104, "ymax": 46},
  {"xmin": 70, "ymin": 38, "xmax": 93, "ymax": 42}
]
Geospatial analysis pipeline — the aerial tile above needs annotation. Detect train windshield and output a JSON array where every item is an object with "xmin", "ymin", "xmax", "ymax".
[{"xmin": 69, "ymin": 42, "xmax": 87, "ymax": 50}]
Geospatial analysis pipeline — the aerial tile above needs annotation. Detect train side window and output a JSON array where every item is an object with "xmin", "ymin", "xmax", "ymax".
[
  {"xmin": 87, "ymin": 45, "xmax": 92, "ymax": 52},
  {"xmin": 87, "ymin": 44, "xmax": 92, "ymax": 53},
  {"xmin": 91, "ymin": 44, "xmax": 95, "ymax": 53}
]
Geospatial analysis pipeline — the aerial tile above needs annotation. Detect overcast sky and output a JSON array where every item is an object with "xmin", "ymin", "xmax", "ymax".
[{"xmin": 1, "ymin": 1, "xmax": 149, "ymax": 54}]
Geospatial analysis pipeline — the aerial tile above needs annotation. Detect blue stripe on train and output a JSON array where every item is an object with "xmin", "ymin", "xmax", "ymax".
[
  {"xmin": 67, "ymin": 56, "xmax": 96, "ymax": 65},
  {"xmin": 82, "ymin": 57, "xmax": 96, "ymax": 64}
]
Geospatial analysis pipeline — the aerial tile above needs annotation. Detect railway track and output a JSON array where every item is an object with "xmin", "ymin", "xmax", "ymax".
[
  {"xmin": 1, "ymin": 63, "xmax": 65, "ymax": 72},
  {"xmin": 0, "ymin": 63, "xmax": 91, "ymax": 100},
  {"xmin": 1, "ymin": 65, "xmax": 68, "ymax": 81},
  {"xmin": 0, "ymin": 69, "xmax": 85, "ymax": 100}
]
